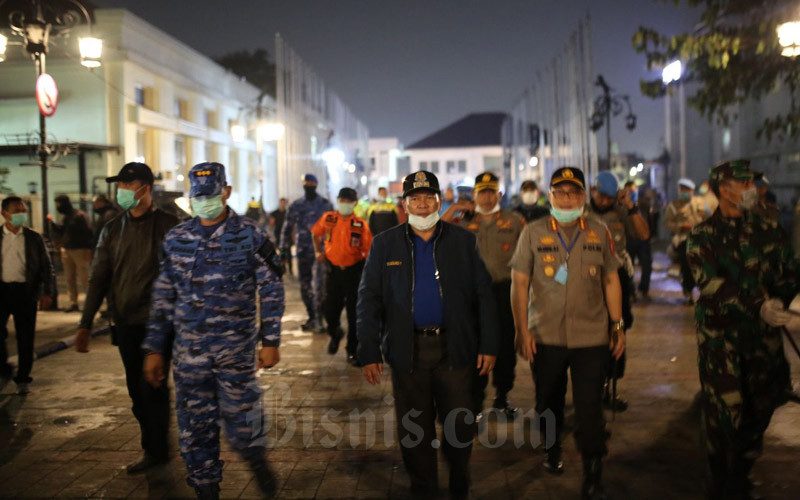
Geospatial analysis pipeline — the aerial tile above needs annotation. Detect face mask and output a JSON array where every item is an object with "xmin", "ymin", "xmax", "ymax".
[
  {"xmin": 521, "ymin": 192, "xmax": 539, "ymax": 205},
  {"xmin": 116, "ymin": 186, "xmax": 142, "ymax": 211},
  {"xmin": 699, "ymin": 185, "xmax": 709, "ymax": 195},
  {"xmin": 408, "ymin": 211, "xmax": 440, "ymax": 231},
  {"xmin": 550, "ymin": 207, "xmax": 583, "ymax": 224},
  {"xmin": 304, "ymin": 185, "xmax": 317, "ymax": 200},
  {"xmin": 678, "ymin": 191, "xmax": 692, "ymax": 202},
  {"xmin": 475, "ymin": 203, "xmax": 500, "ymax": 215},
  {"xmin": 338, "ymin": 201, "xmax": 355, "ymax": 216},
  {"xmin": 737, "ymin": 187, "xmax": 758, "ymax": 211},
  {"xmin": 56, "ymin": 205, "xmax": 69, "ymax": 215},
  {"xmin": 191, "ymin": 195, "xmax": 225, "ymax": 220},
  {"xmin": 10, "ymin": 213, "xmax": 27, "ymax": 227}
]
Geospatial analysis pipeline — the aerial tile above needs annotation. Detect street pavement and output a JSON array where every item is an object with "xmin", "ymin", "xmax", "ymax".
[{"xmin": 1, "ymin": 257, "xmax": 799, "ymax": 499}]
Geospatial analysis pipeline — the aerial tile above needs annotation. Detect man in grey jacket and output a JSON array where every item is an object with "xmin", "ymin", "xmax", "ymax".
[{"xmin": 74, "ymin": 162, "xmax": 179, "ymax": 473}]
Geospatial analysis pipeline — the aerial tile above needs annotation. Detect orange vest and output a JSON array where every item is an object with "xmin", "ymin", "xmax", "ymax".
[{"xmin": 311, "ymin": 211, "xmax": 373, "ymax": 267}]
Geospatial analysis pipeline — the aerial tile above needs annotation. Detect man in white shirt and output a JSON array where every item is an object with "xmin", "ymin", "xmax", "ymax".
[{"xmin": 0, "ymin": 196, "xmax": 54, "ymax": 394}]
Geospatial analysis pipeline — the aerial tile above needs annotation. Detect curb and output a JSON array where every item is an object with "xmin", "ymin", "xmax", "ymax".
[{"xmin": 6, "ymin": 327, "xmax": 111, "ymax": 366}]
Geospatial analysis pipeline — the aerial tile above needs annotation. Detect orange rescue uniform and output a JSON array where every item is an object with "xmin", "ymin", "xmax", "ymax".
[{"xmin": 311, "ymin": 211, "xmax": 373, "ymax": 267}]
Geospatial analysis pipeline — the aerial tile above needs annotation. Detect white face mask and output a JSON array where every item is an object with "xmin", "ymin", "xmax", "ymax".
[
  {"xmin": 737, "ymin": 187, "xmax": 758, "ymax": 211},
  {"xmin": 475, "ymin": 203, "xmax": 500, "ymax": 215},
  {"xmin": 521, "ymin": 192, "xmax": 539, "ymax": 205},
  {"xmin": 408, "ymin": 211, "xmax": 440, "ymax": 231}
]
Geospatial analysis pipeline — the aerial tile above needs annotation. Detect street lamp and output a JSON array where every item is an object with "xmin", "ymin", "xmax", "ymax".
[
  {"xmin": 661, "ymin": 59, "xmax": 688, "ymax": 184},
  {"xmin": 0, "ymin": 0, "xmax": 102, "ymax": 233},
  {"xmin": 777, "ymin": 21, "xmax": 800, "ymax": 57},
  {"xmin": 589, "ymin": 75, "xmax": 637, "ymax": 170},
  {"xmin": 662, "ymin": 60, "xmax": 682, "ymax": 84},
  {"xmin": 257, "ymin": 122, "xmax": 285, "ymax": 142}
]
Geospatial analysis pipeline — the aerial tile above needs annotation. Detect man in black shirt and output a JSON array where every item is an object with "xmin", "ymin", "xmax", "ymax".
[{"xmin": 50, "ymin": 194, "xmax": 93, "ymax": 312}]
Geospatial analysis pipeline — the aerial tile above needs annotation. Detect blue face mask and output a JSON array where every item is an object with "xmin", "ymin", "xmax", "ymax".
[
  {"xmin": 550, "ymin": 207, "xmax": 583, "ymax": 224},
  {"xmin": 191, "ymin": 195, "xmax": 225, "ymax": 220},
  {"xmin": 10, "ymin": 213, "xmax": 28, "ymax": 227},
  {"xmin": 117, "ymin": 186, "xmax": 142, "ymax": 211},
  {"xmin": 678, "ymin": 191, "xmax": 692, "ymax": 202}
]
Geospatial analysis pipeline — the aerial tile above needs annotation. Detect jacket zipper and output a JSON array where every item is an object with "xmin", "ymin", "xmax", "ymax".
[
  {"xmin": 406, "ymin": 227, "xmax": 416, "ymax": 372},
  {"xmin": 432, "ymin": 229, "xmax": 449, "ymax": 369}
]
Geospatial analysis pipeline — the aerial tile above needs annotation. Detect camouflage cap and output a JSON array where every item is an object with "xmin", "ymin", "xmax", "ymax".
[
  {"xmin": 189, "ymin": 162, "xmax": 227, "ymax": 197},
  {"xmin": 708, "ymin": 159, "xmax": 762, "ymax": 185}
]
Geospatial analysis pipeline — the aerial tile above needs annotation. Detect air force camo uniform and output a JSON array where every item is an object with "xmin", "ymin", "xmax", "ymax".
[
  {"xmin": 143, "ymin": 163, "xmax": 285, "ymax": 494},
  {"xmin": 280, "ymin": 174, "xmax": 333, "ymax": 329}
]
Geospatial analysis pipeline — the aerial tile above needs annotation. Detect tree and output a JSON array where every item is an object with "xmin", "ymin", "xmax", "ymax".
[
  {"xmin": 633, "ymin": 0, "xmax": 800, "ymax": 142},
  {"xmin": 215, "ymin": 49, "xmax": 277, "ymax": 105}
]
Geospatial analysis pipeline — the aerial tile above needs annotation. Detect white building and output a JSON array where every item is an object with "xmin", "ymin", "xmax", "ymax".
[
  {"xmin": 367, "ymin": 137, "xmax": 407, "ymax": 197},
  {"xmin": 0, "ymin": 8, "xmax": 280, "ymax": 229},
  {"xmin": 405, "ymin": 113, "xmax": 506, "ymax": 191}
]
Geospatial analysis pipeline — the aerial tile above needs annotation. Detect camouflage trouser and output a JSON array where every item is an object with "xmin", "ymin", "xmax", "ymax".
[
  {"xmin": 297, "ymin": 247, "xmax": 327, "ymax": 321},
  {"xmin": 697, "ymin": 328, "xmax": 790, "ymax": 478},
  {"xmin": 173, "ymin": 342, "xmax": 265, "ymax": 487}
]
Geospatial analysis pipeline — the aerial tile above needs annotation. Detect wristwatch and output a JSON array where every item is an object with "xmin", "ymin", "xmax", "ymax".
[{"xmin": 610, "ymin": 319, "xmax": 625, "ymax": 332}]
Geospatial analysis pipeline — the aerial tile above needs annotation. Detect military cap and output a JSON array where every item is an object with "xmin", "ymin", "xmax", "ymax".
[
  {"xmin": 402, "ymin": 170, "xmax": 441, "ymax": 198},
  {"xmin": 337, "ymin": 187, "xmax": 358, "ymax": 201},
  {"xmin": 474, "ymin": 172, "xmax": 500, "ymax": 192},
  {"xmin": 303, "ymin": 173, "xmax": 318, "ymax": 184},
  {"xmin": 594, "ymin": 171, "xmax": 619, "ymax": 197},
  {"xmin": 550, "ymin": 166, "xmax": 585, "ymax": 190},
  {"xmin": 709, "ymin": 159, "xmax": 762, "ymax": 186},
  {"xmin": 189, "ymin": 162, "xmax": 227, "ymax": 197}
]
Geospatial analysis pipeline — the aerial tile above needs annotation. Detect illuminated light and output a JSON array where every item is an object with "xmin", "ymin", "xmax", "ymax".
[
  {"xmin": 529, "ymin": 156, "xmax": 539, "ymax": 168},
  {"xmin": 175, "ymin": 196, "xmax": 192, "ymax": 215},
  {"xmin": 637, "ymin": 163, "xmax": 644, "ymax": 172},
  {"xmin": 231, "ymin": 124, "xmax": 246, "ymax": 143},
  {"xmin": 79, "ymin": 37, "xmax": 103, "ymax": 68},
  {"xmin": 322, "ymin": 148, "xmax": 345, "ymax": 169},
  {"xmin": 257, "ymin": 122, "xmax": 285, "ymax": 142},
  {"xmin": 0, "ymin": 34, "xmax": 7, "ymax": 62},
  {"xmin": 778, "ymin": 21, "xmax": 800, "ymax": 58},
  {"xmin": 662, "ymin": 60, "xmax": 682, "ymax": 84},
  {"xmin": 360, "ymin": 175, "xmax": 368, "ymax": 185},
  {"xmin": 177, "ymin": 174, "xmax": 185, "ymax": 182},
  {"xmin": 518, "ymin": 163, "xmax": 524, "ymax": 171},
  {"xmin": 629, "ymin": 167, "xmax": 637, "ymax": 177}
]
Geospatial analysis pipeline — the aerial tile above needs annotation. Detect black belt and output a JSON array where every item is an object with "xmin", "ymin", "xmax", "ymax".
[{"xmin": 414, "ymin": 326, "xmax": 443, "ymax": 336}]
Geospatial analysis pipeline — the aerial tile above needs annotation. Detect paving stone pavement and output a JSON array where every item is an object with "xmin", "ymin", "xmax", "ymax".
[{"xmin": 1, "ymin": 265, "xmax": 799, "ymax": 499}]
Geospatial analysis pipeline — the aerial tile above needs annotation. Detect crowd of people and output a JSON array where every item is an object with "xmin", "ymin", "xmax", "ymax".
[{"xmin": 0, "ymin": 158, "xmax": 798, "ymax": 500}]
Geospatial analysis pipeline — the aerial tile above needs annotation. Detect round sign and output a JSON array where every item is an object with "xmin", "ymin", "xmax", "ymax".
[{"xmin": 36, "ymin": 73, "xmax": 59, "ymax": 117}]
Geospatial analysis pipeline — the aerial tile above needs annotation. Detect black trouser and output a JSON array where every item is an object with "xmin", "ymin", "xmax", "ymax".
[
  {"xmin": 626, "ymin": 239, "xmax": 653, "ymax": 294},
  {"xmin": 116, "ymin": 324, "xmax": 171, "ymax": 459},
  {"xmin": 474, "ymin": 280, "xmax": 517, "ymax": 411},
  {"xmin": 392, "ymin": 335, "xmax": 475, "ymax": 497},
  {"xmin": 677, "ymin": 240, "xmax": 695, "ymax": 295},
  {"xmin": 0, "ymin": 283, "xmax": 38, "ymax": 383},
  {"xmin": 608, "ymin": 267, "xmax": 633, "ymax": 381},
  {"xmin": 533, "ymin": 344, "xmax": 609, "ymax": 457},
  {"xmin": 325, "ymin": 261, "xmax": 364, "ymax": 356}
]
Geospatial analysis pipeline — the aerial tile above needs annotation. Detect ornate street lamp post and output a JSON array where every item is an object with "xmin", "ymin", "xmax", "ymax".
[
  {"xmin": 590, "ymin": 75, "xmax": 636, "ymax": 171},
  {"xmin": 0, "ymin": 0, "xmax": 102, "ymax": 233}
]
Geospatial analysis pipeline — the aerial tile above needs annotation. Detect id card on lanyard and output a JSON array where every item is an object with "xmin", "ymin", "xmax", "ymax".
[{"xmin": 553, "ymin": 220, "xmax": 581, "ymax": 285}]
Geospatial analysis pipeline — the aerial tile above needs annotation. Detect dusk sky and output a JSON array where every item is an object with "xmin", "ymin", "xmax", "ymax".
[{"xmin": 96, "ymin": 0, "xmax": 698, "ymax": 159}]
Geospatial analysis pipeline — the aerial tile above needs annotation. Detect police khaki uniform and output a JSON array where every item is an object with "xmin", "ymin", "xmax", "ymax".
[
  {"xmin": 510, "ymin": 166, "xmax": 623, "ymax": 500},
  {"xmin": 459, "ymin": 172, "xmax": 525, "ymax": 417}
]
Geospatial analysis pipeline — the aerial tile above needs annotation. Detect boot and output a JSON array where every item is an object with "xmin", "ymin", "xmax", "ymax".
[
  {"xmin": 327, "ymin": 328, "xmax": 343, "ymax": 355},
  {"xmin": 492, "ymin": 396, "xmax": 519, "ymax": 420},
  {"xmin": 194, "ymin": 484, "xmax": 220, "ymax": 500},
  {"xmin": 543, "ymin": 443, "xmax": 564, "ymax": 475},
  {"xmin": 250, "ymin": 460, "xmax": 278, "ymax": 498},
  {"xmin": 581, "ymin": 456, "xmax": 608, "ymax": 500},
  {"xmin": 603, "ymin": 382, "xmax": 629, "ymax": 412},
  {"xmin": 705, "ymin": 454, "xmax": 728, "ymax": 500},
  {"xmin": 732, "ymin": 457, "xmax": 764, "ymax": 500}
]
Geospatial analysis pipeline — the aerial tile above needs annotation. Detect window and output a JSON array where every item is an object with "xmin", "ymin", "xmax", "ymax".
[
  {"xmin": 204, "ymin": 110, "xmax": 218, "ymax": 130},
  {"xmin": 175, "ymin": 136, "xmax": 186, "ymax": 171},
  {"xmin": 174, "ymin": 98, "xmax": 190, "ymax": 120},
  {"xmin": 458, "ymin": 160, "xmax": 466, "ymax": 173},
  {"xmin": 420, "ymin": 161, "xmax": 428, "ymax": 170},
  {"xmin": 431, "ymin": 161, "xmax": 439, "ymax": 174},
  {"xmin": 134, "ymin": 85, "xmax": 145, "ymax": 106},
  {"xmin": 446, "ymin": 161, "xmax": 456, "ymax": 173}
]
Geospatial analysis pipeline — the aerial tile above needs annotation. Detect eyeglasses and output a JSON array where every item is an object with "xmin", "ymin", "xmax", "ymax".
[{"xmin": 550, "ymin": 189, "xmax": 584, "ymax": 200}]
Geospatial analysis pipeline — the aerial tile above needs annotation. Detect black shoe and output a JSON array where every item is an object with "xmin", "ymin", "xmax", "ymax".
[
  {"xmin": 543, "ymin": 447, "xmax": 564, "ymax": 475},
  {"xmin": 603, "ymin": 392, "xmax": 629, "ymax": 412},
  {"xmin": 0, "ymin": 363, "xmax": 13, "ymax": 379},
  {"xmin": 63, "ymin": 304, "xmax": 80, "ymax": 313},
  {"xmin": 327, "ymin": 335, "xmax": 341, "ymax": 355},
  {"xmin": 126, "ymin": 454, "xmax": 167, "ymax": 474},
  {"xmin": 194, "ymin": 484, "xmax": 220, "ymax": 500},
  {"xmin": 313, "ymin": 321, "xmax": 327, "ymax": 334},
  {"xmin": 301, "ymin": 319, "xmax": 315, "ymax": 332},
  {"xmin": 250, "ymin": 460, "xmax": 278, "ymax": 498},
  {"xmin": 347, "ymin": 354, "xmax": 361, "ymax": 367},
  {"xmin": 581, "ymin": 457, "xmax": 608, "ymax": 500},
  {"xmin": 492, "ymin": 397, "xmax": 519, "ymax": 420}
]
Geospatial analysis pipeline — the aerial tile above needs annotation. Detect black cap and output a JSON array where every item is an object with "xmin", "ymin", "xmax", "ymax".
[
  {"xmin": 402, "ymin": 170, "xmax": 440, "ymax": 198},
  {"xmin": 337, "ymin": 187, "xmax": 358, "ymax": 201},
  {"xmin": 106, "ymin": 162, "xmax": 155, "ymax": 185},
  {"xmin": 520, "ymin": 180, "xmax": 538, "ymax": 191},
  {"xmin": 474, "ymin": 172, "xmax": 500, "ymax": 192},
  {"xmin": 550, "ymin": 167, "xmax": 585, "ymax": 190}
]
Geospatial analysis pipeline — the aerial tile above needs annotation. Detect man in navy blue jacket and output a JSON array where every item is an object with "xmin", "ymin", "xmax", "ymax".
[{"xmin": 357, "ymin": 170, "xmax": 498, "ymax": 500}]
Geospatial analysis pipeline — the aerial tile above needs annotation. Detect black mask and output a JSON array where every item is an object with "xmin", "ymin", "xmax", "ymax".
[
  {"xmin": 56, "ymin": 205, "xmax": 70, "ymax": 215},
  {"xmin": 304, "ymin": 185, "xmax": 317, "ymax": 200},
  {"xmin": 95, "ymin": 206, "xmax": 108, "ymax": 215}
]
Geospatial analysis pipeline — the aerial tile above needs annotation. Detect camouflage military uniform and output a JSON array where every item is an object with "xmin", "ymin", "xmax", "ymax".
[
  {"xmin": 143, "ymin": 164, "xmax": 285, "ymax": 489},
  {"xmin": 686, "ymin": 160, "xmax": 797, "ymax": 494},
  {"xmin": 280, "ymin": 193, "xmax": 333, "ymax": 323}
]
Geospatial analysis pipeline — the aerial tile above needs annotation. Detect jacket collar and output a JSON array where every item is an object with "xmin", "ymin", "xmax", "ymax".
[{"xmin": 191, "ymin": 206, "xmax": 239, "ymax": 239}]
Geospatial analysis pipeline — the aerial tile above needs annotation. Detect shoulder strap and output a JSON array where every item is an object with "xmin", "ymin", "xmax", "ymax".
[{"xmin": 256, "ymin": 236, "xmax": 284, "ymax": 277}]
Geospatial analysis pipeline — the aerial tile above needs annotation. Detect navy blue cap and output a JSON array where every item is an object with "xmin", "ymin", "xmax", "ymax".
[{"xmin": 189, "ymin": 162, "xmax": 227, "ymax": 197}]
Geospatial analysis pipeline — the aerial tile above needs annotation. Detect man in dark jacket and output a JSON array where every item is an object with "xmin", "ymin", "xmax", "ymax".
[
  {"xmin": 0, "ymin": 196, "xmax": 54, "ymax": 394},
  {"xmin": 92, "ymin": 194, "xmax": 119, "ymax": 248},
  {"xmin": 74, "ymin": 163, "xmax": 179, "ymax": 474},
  {"xmin": 357, "ymin": 170, "xmax": 498, "ymax": 500},
  {"xmin": 50, "ymin": 194, "xmax": 93, "ymax": 311}
]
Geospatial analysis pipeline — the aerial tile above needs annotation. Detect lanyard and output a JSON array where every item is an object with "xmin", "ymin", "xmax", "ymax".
[{"xmin": 556, "ymin": 227, "xmax": 581, "ymax": 262}]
